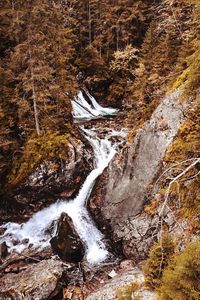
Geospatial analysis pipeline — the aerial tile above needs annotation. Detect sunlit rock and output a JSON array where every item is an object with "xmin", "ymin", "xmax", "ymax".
[{"xmin": 0, "ymin": 259, "xmax": 63, "ymax": 300}]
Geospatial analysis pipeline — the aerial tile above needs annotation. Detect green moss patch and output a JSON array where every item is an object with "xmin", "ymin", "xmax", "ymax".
[{"xmin": 7, "ymin": 131, "xmax": 70, "ymax": 188}]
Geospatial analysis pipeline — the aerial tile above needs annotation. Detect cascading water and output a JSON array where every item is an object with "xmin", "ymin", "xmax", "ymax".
[
  {"xmin": 0, "ymin": 91, "xmax": 122, "ymax": 265},
  {"xmin": 72, "ymin": 90, "xmax": 119, "ymax": 119}
]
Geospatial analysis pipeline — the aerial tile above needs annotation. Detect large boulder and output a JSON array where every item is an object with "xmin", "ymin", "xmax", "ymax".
[
  {"xmin": 50, "ymin": 213, "xmax": 84, "ymax": 262},
  {"xmin": 0, "ymin": 259, "xmax": 63, "ymax": 300}
]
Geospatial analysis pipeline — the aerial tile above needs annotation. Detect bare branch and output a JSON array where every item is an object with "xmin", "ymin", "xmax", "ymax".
[{"xmin": 159, "ymin": 158, "xmax": 200, "ymax": 217}]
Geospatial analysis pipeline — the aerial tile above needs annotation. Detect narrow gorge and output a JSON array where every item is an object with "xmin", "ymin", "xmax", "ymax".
[{"xmin": 0, "ymin": 0, "xmax": 199, "ymax": 299}]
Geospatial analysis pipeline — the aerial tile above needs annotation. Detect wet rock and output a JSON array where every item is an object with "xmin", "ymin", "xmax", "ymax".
[
  {"xmin": 0, "ymin": 242, "xmax": 8, "ymax": 260},
  {"xmin": 0, "ymin": 259, "xmax": 63, "ymax": 300},
  {"xmin": 0, "ymin": 228, "xmax": 5, "ymax": 235},
  {"xmin": 50, "ymin": 213, "xmax": 84, "ymax": 262}
]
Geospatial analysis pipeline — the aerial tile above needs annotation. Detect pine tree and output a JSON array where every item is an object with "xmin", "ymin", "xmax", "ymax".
[
  {"xmin": 0, "ymin": 1, "xmax": 21, "ymax": 186},
  {"xmin": 130, "ymin": 19, "xmax": 157, "ymax": 102},
  {"xmin": 159, "ymin": 239, "xmax": 200, "ymax": 300},
  {"xmin": 144, "ymin": 234, "xmax": 175, "ymax": 290},
  {"xmin": 6, "ymin": 0, "xmax": 77, "ymax": 137}
]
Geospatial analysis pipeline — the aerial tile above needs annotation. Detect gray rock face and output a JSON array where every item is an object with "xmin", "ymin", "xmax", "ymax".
[
  {"xmin": 0, "ymin": 259, "xmax": 63, "ymax": 300},
  {"xmin": 100, "ymin": 90, "xmax": 186, "ymax": 257}
]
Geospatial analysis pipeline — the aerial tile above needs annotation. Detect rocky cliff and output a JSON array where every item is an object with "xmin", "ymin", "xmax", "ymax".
[{"xmin": 90, "ymin": 90, "xmax": 187, "ymax": 260}]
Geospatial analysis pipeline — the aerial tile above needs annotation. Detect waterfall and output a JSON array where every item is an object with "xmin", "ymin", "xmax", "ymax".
[
  {"xmin": 0, "ymin": 91, "xmax": 121, "ymax": 265},
  {"xmin": 72, "ymin": 90, "xmax": 119, "ymax": 119}
]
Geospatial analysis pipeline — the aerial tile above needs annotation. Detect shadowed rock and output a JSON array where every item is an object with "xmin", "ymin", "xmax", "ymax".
[
  {"xmin": 50, "ymin": 213, "xmax": 84, "ymax": 262},
  {"xmin": 0, "ymin": 242, "xmax": 8, "ymax": 261}
]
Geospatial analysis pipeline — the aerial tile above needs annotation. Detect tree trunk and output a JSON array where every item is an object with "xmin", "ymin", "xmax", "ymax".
[
  {"xmin": 28, "ymin": 44, "xmax": 40, "ymax": 136},
  {"xmin": 88, "ymin": 0, "xmax": 92, "ymax": 44},
  {"xmin": 32, "ymin": 83, "xmax": 40, "ymax": 136}
]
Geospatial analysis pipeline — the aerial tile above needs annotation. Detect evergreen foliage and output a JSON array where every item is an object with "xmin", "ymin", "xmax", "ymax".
[
  {"xmin": 163, "ymin": 101, "xmax": 200, "ymax": 229},
  {"xmin": 7, "ymin": 0, "xmax": 76, "ymax": 136},
  {"xmin": 0, "ymin": 0, "xmax": 199, "ymax": 229},
  {"xmin": 0, "ymin": 0, "xmax": 77, "ymax": 188},
  {"xmin": 158, "ymin": 239, "xmax": 200, "ymax": 300},
  {"xmin": 172, "ymin": 0, "xmax": 200, "ymax": 97},
  {"xmin": 0, "ymin": 2, "xmax": 199, "ymax": 296},
  {"xmin": 108, "ymin": 45, "xmax": 139, "ymax": 105},
  {"xmin": 143, "ymin": 234, "xmax": 175, "ymax": 290}
]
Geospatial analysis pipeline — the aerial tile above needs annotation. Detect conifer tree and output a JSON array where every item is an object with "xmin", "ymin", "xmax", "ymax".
[
  {"xmin": 144, "ymin": 234, "xmax": 175, "ymax": 290},
  {"xmin": 6, "ymin": 0, "xmax": 77, "ymax": 137},
  {"xmin": 159, "ymin": 239, "xmax": 200, "ymax": 300}
]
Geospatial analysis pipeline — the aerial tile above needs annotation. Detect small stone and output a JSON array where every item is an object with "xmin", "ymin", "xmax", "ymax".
[
  {"xmin": 12, "ymin": 239, "xmax": 20, "ymax": 246},
  {"xmin": 108, "ymin": 269, "xmax": 117, "ymax": 278},
  {"xmin": 21, "ymin": 238, "xmax": 29, "ymax": 245},
  {"xmin": 63, "ymin": 286, "xmax": 84, "ymax": 300}
]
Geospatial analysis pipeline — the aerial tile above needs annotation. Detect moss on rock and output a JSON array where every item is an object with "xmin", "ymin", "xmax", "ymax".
[{"xmin": 7, "ymin": 130, "xmax": 70, "ymax": 188}]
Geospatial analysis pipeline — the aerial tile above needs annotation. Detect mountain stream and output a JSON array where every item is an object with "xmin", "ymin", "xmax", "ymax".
[{"xmin": 0, "ymin": 91, "xmax": 126, "ymax": 265}]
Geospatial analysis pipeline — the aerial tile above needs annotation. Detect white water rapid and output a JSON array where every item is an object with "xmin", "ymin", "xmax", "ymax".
[{"xmin": 0, "ymin": 91, "xmax": 120, "ymax": 265}]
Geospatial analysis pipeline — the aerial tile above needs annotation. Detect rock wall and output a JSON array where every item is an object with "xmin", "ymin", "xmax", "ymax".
[{"xmin": 92, "ymin": 90, "xmax": 187, "ymax": 259}]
